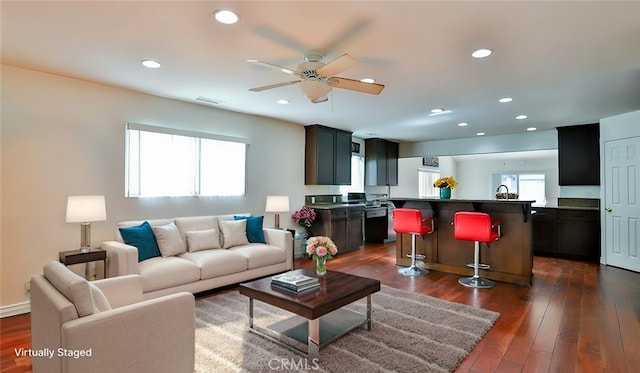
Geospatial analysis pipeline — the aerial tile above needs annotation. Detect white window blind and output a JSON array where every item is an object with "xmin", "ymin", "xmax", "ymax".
[
  {"xmin": 125, "ymin": 123, "xmax": 247, "ymax": 197},
  {"xmin": 418, "ymin": 169, "xmax": 441, "ymax": 197}
]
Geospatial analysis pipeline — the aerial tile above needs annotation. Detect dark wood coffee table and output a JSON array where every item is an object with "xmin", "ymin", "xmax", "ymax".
[{"xmin": 239, "ymin": 269, "xmax": 381, "ymax": 357}]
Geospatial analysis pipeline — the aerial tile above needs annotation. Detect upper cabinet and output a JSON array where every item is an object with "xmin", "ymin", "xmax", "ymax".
[
  {"xmin": 557, "ymin": 123, "xmax": 600, "ymax": 185},
  {"xmin": 305, "ymin": 124, "xmax": 352, "ymax": 185},
  {"xmin": 365, "ymin": 138, "xmax": 399, "ymax": 186}
]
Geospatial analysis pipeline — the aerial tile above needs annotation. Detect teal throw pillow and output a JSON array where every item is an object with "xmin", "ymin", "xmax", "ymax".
[
  {"xmin": 234, "ymin": 215, "xmax": 266, "ymax": 244},
  {"xmin": 119, "ymin": 221, "xmax": 161, "ymax": 262}
]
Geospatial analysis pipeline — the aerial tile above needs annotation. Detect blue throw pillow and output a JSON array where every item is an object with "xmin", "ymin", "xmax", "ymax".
[
  {"xmin": 234, "ymin": 215, "xmax": 266, "ymax": 244},
  {"xmin": 119, "ymin": 221, "xmax": 161, "ymax": 262}
]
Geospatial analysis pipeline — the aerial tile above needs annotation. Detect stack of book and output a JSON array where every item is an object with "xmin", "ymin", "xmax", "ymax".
[{"xmin": 271, "ymin": 272, "xmax": 320, "ymax": 294}]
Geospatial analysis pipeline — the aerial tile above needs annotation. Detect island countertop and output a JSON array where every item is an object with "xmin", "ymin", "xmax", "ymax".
[{"xmin": 389, "ymin": 197, "xmax": 534, "ymax": 286}]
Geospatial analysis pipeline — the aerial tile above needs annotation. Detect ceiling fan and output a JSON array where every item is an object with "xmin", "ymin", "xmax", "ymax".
[{"xmin": 248, "ymin": 51, "xmax": 385, "ymax": 103}]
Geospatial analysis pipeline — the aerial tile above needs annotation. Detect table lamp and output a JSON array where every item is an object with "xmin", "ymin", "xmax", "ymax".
[
  {"xmin": 265, "ymin": 195, "xmax": 289, "ymax": 229},
  {"xmin": 66, "ymin": 195, "xmax": 107, "ymax": 252}
]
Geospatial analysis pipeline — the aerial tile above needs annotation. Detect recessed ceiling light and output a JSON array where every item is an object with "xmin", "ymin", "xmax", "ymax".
[
  {"xmin": 476, "ymin": 132, "xmax": 486, "ymax": 136},
  {"xmin": 194, "ymin": 96, "xmax": 224, "ymax": 105},
  {"xmin": 472, "ymin": 48, "xmax": 492, "ymax": 58},
  {"xmin": 213, "ymin": 9, "xmax": 239, "ymax": 24},
  {"xmin": 141, "ymin": 60, "xmax": 161, "ymax": 68},
  {"xmin": 516, "ymin": 114, "xmax": 528, "ymax": 120},
  {"xmin": 526, "ymin": 127, "xmax": 537, "ymax": 131},
  {"xmin": 276, "ymin": 99, "xmax": 290, "ymax": 105},
  {"xmin": 458, "ymin": 122, "xmax": 469, "ymax": 127},
  {"xmin": 360, "ymin": 78, "xmax": 375, "ymax": 84},
  {"xmin": 430, "ymin": 108, "xmax": 444, "ymax": 113},
  {"xmin": 498, "ymin": 97, "xmax": 513, "ymax": 103}
]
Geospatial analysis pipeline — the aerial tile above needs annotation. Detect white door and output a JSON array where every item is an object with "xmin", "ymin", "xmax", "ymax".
[{"xmin": 603, "ymin": 136, "xmax": 640, "ymax": 272}]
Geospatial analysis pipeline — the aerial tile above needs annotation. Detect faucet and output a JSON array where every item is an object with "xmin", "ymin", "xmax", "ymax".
[{"xmin": 496, "ymin": 184, "xmax": 509, "ymax": 200}]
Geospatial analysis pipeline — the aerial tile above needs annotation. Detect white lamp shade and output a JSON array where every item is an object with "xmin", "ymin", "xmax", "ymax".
[
  {"xmin": 265, "ymin": 195, "xmax": 290, "ymax": 212},
  {"xmin": 66, "ymin": 195, "xmax": 107, "ymax": 223}
]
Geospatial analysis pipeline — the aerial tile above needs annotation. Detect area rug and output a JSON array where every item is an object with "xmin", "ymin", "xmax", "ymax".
[{"xmin": 194, "ymin": 285, "xmax": 499, "ymax": 372}]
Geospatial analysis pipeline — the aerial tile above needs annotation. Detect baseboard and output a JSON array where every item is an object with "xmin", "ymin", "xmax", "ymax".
[{"xmin": 0, "ymin": 301, "xmax": 30, "ymax": 318}]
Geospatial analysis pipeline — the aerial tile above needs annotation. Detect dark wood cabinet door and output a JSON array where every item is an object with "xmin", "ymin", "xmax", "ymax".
[
  {"xmin": 334, "ymin": 130, "xmax": 352, "ymax": 185},
  {"xmin": 316, "ymin": 127, "xmax": 336, "ymax": 185},
  {"xmin": 558, "ymin": 123, "xmax": 600, "ymax": 185},
  {"xmin": 346, "ymin": 208, "xmax": 364, "ymax": 252},
  {"xmin": 532, "ymin": 208, "xmax": 557, "ymax": 255},
  {"xmin": 386, "ymin": 141, "xmax": 399, "ymax": 186}
]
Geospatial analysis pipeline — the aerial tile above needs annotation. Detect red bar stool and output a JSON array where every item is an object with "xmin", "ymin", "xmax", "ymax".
[
  {"xmin": 393, "ymin": 208, "xmax": 435, "ymax": 276},
  {"xmin": 453, "ymin": 212, "xmax": 501, "ymax": 288}
]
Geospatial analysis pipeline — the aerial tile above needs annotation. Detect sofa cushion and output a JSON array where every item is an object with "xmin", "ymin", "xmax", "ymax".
[
  {"xmin": 174, "ymin": 216, "xmax": 219, "ymax": 247},
  {"xmin": 152, "ymin": 222, "xmax": 186, "ymax": 256},
  {"xmin": 219, "ymin": 219, "xmax": 249, "ymax": 249},
  {"xmin": 119, "ymin": 221, "xmax": 161, "ymax": 262},
  {"xmin": 229, "ymin": 244, "xmax": 287, "ymax": 269},
  {"xmin": 234, "ymin": 215, "xmax": 266, "ymax": 244},
  {"xmin": 180, "ymin": 250, "xmax": 248, "ymax": 279},
  {"xmin": 43, "ymin": 261, "xmax": 110, "ymax": 317},
  {"xmin": 185, "ymin": 229, "xmax": 221, "ymax": 252},
  {"xmin": 138, "ymin": 256, "xmax": 201, "ymax": 292}
]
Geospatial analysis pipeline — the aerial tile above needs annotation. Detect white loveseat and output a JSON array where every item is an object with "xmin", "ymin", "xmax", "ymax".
[{"xmin": 101, "ymin": 214, "xmax": 293, "ymax": 299}]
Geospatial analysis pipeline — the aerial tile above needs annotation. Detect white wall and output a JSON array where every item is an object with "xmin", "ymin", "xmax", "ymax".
[{"xmin": 1, "ymin": 65, "xmax": 311, "ymax": 308}]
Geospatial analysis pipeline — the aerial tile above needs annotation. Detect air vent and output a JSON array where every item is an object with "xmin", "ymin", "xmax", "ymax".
[{"xmin": 195, "ymin": 96, "xmax": 224, "ymax": 105}]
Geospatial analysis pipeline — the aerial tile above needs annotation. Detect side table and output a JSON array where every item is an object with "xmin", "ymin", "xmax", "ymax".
[{"xmin": 59, "ymin": 248, "xmax": 107, "ymax": 280}]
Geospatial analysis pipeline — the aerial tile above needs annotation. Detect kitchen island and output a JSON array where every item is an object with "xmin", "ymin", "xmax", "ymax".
[{"xmin": 390, "ymin": 198, "xmax": 535, "ymax": 286}]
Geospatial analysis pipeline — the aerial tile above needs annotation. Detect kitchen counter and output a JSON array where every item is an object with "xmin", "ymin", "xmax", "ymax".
[{"xmin": 389, "ymin": 198, "xmax": 534, "ymax": 286}]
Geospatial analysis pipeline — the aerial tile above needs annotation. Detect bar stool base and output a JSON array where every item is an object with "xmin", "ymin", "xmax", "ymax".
[
  {"xmin": 398, "ymin": 266, "xmax": 429, "ymax": 276},
  {"xmin": 458, "ymin": 276, "xmax": 495, "ymax": 288}
]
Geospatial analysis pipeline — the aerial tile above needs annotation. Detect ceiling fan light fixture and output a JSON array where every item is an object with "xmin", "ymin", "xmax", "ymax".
[
  {"xmin": 213, "ymin": 9, "xmax": 239, "ymax": 24},
  {"xmin": 299, "ymin": 80, "xmax": 332, "ymax": 103}
]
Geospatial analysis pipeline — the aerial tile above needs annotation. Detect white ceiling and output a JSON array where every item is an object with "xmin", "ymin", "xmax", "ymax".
[{"xmin": 2, "ymin": 1, "xmax": 639, "ymax": 143}]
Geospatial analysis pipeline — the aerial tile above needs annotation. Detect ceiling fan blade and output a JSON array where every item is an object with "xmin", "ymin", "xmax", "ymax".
[
  {"xmin": 317, "ymin": 54, "xmax": 360, "ymax": 77},
  {"xmin": 328, "ymin": 77, "xmax": 385, "ymax": 95},
  {"xmin": 249, "ymin": 80, "xmax": 301, "ymax": 92},
  {"xmin": 247, "ymin": 59, "xmax": 296, "ymax": 75}
]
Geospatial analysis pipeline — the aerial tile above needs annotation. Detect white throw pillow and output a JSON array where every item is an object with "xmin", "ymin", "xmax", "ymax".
[
  {"xmin": 219, "ymin": 219, "xmax": 249, "ymax": 249},
  {"xmin": 152, "ymin": 222, "xmax": 186, "ymax": 256},
  {"xmin": 185, "ymin": 228, "xmax": 221, "ymax": 252}
]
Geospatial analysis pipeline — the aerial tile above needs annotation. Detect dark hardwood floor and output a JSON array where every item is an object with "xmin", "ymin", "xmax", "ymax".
[{"xmin": 2, "ymin": 242, "xmax": 638, "ymax": 372}]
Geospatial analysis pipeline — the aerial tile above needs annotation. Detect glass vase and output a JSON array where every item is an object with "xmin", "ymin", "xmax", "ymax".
[
  {"xmin": 315, "ymin": 256, "xmax": 327, "ymax": 275},
  {"xmin": 439, "ymin": 188, "xmax": 451, "ymax": 199}
]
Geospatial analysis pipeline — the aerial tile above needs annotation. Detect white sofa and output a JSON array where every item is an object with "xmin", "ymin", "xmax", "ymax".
[
  {"xmin": 101, "ymin": 214, "xmax": 293, "ymax": 299},
  {"xmin": 31, "ymin": 261, "xmax": 195, "ymax": 373}
]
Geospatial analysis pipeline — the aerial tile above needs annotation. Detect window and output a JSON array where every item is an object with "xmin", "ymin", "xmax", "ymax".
[
  {"xmin": 339, "ymin": 155, "xmax": 365, "ymax": 194},
  {"xmin": 125, "ymin": 123, "xmax": 247, "ymax": 197},
  {"xmin": 418, "ymin": 169, "xmax": 441, "ymax": 197},
  {"xmin": 498, "ymin": 173, "xmax": 546, "ymax": 204}
]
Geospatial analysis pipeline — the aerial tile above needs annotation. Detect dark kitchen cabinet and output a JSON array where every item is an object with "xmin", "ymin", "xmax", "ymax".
[
  {"xmin": 365, "ymin": 138, "xmax": 399, "ymax": 186},
  {"xmin": 531, "ymin": 208, "xmax": 558, "ymax": 255},
  {"xmin": 305, "ymin": 125, "xmax": 352, "ymax": 185},
  {"xmin": 557, "ymin": 123, "xmax": 600, "ymax": 185},
  {"xmin": 532, "ymin": 207, "xmax": 600, "ymax": 261},
  {"xmin": 311, "ymin": 206, "xmax": 363, "ymax": 254}
]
